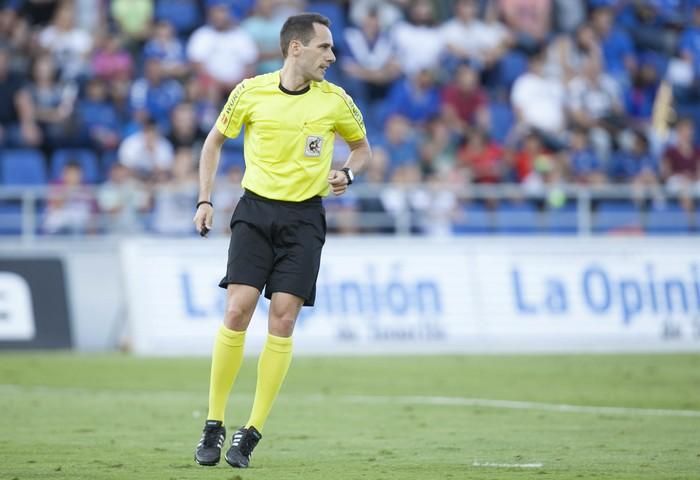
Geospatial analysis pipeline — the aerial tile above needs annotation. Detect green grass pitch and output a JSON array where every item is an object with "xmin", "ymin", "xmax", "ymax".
[{"xmin": 1, "ymin": 353, "xmax": 699, "ymax": 479}]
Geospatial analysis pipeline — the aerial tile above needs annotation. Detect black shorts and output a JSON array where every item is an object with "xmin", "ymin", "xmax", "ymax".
[{"xmin": 218, "ymin": 189, "xmax": 326, "ymax": 306}]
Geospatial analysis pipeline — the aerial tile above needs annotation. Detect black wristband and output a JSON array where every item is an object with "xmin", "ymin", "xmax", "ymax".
[{"xmin": 196, "ymin": 200, "xmax": 213, "ymax": 209}]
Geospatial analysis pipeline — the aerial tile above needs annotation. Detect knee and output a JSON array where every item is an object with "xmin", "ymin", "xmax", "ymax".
[
  {"xmin": 268, "ymin": 312, "xmax": 297, "ymax": 336},
  {"xmin": 224, "ymin": 302, "xmax": 253, "ymax": 330}
]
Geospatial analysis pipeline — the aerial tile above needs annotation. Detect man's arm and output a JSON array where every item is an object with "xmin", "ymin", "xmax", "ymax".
[
  {"xmin": 193, "ymin": 127, "xmax": 227, "ymax": 235},
  {"xmin": 328, "ymin": 136, "xmax": 371, "ymax": 196}
]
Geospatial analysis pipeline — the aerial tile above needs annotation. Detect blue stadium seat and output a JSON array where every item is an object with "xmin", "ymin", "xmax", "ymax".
[
  {"xmin": 50, "ymin": 149, "xmax": 100, "ymax": 184},
  {"xmin": 452, "ymin": 203, "xmax": 492, "ymax": 234},
  {"xmin": 155, "ymin": 0, "xmax": 202, "ymax": 35},
  {"xmin": 0, "ymin": 149, "xmax": 47, "ymax": 185},
  {"xmin": 497, "ymin": 51, "xmax": 528, "ymax": 90},
  {"xmin": 545, "ymin": 203, "xmax": 578, "ymax": 234},
  {"xmin": 489, "ymin": 102, "xmax": 514, "ymax": 144},
  {"xmin": 495, "ymin": 202, "xmax": 542, "ymax": 234},
  {"xmin": 645, "ymin": 203, "xmax": 690, "ymax": 235},
  {"xmin": 593, "ymin": 201, "xmax": 643, "ymax": 234},
  {"xmin": 0, "ymin": 202, "xmax": 22, "ymax": 235}
]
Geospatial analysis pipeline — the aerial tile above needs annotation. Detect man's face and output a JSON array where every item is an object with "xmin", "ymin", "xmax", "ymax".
[{"xmin": 297, "ymin": 23, "xmax": 335, "ymax": 82}]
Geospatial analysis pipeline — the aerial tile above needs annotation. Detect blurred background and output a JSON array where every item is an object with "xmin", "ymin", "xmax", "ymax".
[{"xmin": 1, "ymin": 0, "xmax": 700, "ymax": 354}]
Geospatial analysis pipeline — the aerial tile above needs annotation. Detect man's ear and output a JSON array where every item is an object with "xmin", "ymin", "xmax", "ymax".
[{"xmin": 289, "ymin": 39, "xmax": 301, "ymax": 56}]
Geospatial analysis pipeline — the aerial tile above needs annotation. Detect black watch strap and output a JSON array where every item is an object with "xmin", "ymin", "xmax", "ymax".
[
  {"xmin": 197, "ymin": 200, "xmax": 213, "ymax": 209},
  {"xmin": 341, "ymin": 167, "xmax": 353, "ymax": 185}
]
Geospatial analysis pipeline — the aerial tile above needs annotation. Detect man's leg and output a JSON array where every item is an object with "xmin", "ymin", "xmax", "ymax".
[
  {"xmin": 208, "ymin": 284, "xmax": 261, "ymax": 421},
  {"xmin": 195, "ymin": 284, "xmax": 259, "ymax": 466},
  {"xmin": 225, "ymin": 292, "xmax": 302, "ymax": 468},
  {"xmin": 247, "ymin": 291, "xmax": 302, "ymax": 429}
]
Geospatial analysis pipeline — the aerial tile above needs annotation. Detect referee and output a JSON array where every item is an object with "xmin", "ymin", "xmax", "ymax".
[{"xmin": 192, "ymin": 13, "xmax": 371, "ymax": 469}]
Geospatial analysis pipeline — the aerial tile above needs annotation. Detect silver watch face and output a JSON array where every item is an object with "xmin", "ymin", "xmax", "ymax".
[{"xmin": 347, "ymin": 169, "xmax": 354, "ymax": 181}]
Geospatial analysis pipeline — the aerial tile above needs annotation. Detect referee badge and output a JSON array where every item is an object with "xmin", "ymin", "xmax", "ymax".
[{"xmin": 305, "ymin": 136, "xmax": 323, "ymax": 157}]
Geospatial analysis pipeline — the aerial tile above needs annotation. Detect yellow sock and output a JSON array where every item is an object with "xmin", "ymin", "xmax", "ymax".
[
  {"xmin": 246, "ymin": 334, "xmax": 293, "ymax": 432},
  {"xmin": 207, "ymin": 325, "xmax": 246, "ymax": 422}
]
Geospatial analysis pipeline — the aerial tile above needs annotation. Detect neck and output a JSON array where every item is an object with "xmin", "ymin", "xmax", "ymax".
[{"xmin": 279, "ymin": 63, "xmax": 310, "ymax": 92}]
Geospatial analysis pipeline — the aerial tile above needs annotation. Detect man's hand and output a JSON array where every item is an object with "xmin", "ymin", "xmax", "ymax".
[
  {"xmin": 328, "ymin": 169, "xmax": 348, "ymax": 196},
  {"xmin": 193, "ymin": 203, "xmax": 214, "ymax": 236}
]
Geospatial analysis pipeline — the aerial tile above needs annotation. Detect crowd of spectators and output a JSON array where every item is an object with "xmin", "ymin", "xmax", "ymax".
[{"xmin": 1, "ymin": 0, "xmax": 700, "ymax": 235}]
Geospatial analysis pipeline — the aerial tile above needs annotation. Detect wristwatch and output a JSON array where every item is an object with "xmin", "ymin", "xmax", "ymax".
[{"xmin": 340, "ymin": 167, "xmax": 354, "ymax": 185}]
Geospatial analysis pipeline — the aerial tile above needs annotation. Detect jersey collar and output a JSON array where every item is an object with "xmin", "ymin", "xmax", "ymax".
[{"xmin": 278, "ymin": 82, "xmax": 311, "ymax": 95}]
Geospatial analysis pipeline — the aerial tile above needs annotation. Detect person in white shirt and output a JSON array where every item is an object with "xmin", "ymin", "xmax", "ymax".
[
  {"xmin": 390, "ymin": 0, "xmax": 445, "ymax": 76},
  {"xmin": 118, "ymin": 120, "xmax": 174, "ymax": 181},
  {"xmin": 511, "ymin": 49, "xmax": 566, "ymax": 144},
  {"xmin": 187, "ymin": 2, "xmax": 259, "ymax": 91},
  {"xmin": 38, "ymin": 3, "xmax": 92, "ymax": 81}
]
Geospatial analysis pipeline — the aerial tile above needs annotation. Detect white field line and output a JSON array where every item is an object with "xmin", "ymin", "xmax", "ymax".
[
  {"xmin": 2, "ymin": 385, "xmax": 700, "ymax": 418},
  {"xmin": 338, "ymin": 394, "xmax": 700, "ymax": 418},
  {"xmin": 472, "ymin": 462, "xmax": 544, "ymax": 468}
]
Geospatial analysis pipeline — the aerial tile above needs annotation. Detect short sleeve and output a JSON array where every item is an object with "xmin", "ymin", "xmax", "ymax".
[
  {"xmin": 216, "ymin": 81, "xmax": 249, "ymax": 138},
  {"xmin": 334, "ymin": 90, "xmax": 366, "ymax": 142}
]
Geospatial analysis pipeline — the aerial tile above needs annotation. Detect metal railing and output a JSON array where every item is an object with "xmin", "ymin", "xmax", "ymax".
[{"xmin": 0, "ymin": 183, "xmax": 694, "ymax": 241}]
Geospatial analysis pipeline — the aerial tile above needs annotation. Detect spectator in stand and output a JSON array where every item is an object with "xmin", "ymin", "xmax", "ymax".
[
  {"xmin": 677, "ymin": 2, "xmax": 700, "ymax": 96},
  {"xmin": 382, "ymin": 69, "xmax": 441, "ymax": 125},
  {"xmin": 568, "ymin": 127, "xmax": 607, "ymax": 185},
  {"xmin": 552, "ymin": 0, "xmax": 586, "ymax": 33},
  {"xmin": 440, "ymin": 62, "xmax": 490, "ymax": 134},
  {"xmin": 375, "ymin": 114, "xmax": 420, "ymax": 172},
  {"xmin": 513, "ymin": 132, "xmax": 558, "ymax": 184},
  {"xmin": 544, "ymin": 23, "xmax": 601, "ymax": 85},
  {"xmin": 186, "ymin": 1, "xmax": 258, "ymax": 92},
  {"xmin": 441, "ymin": 0, "xmax": 511, "ymax": 70},
  {"xmin": 129, "ymin": 57, "xmax": 184, "ymax": 131},
  {"xmin": 184, "ymin": 76, "xmax": 222, "ymax": 136},
  {"xmin": 567, "ymin": 55, "xmax": 626, "ymax": 161},
  {"xmin": 97, "ymin": 163, "xmax": 151, "ymax": 233},
  {"xmin": 168, "ymin": 102, "xmax": 205, "ymax": 151},
  {"xmin": 110, "ymin": 0, "xmax": 153, "ymax": 48},
  {"xmin": 589, "ymin": 5, "xmax": 637, "ymax": 88},
  {"xmin": 151, "ymin": 147, "xmax": 198, "ymax": 234},
  {"xmin": 511, "ymin": 49, "xmax": 566, "ymax": 149},
  {"xmin": 43, "ymin": 161, "xmax": 97, "ymax": 235},
  {"xmin": 609, "ymin": 130, "xmax": 660, "ymax": 194},
  {"xmin": 241, "ymin": 0, "xmax": 285, "ymax": 74},
  {"xmin": 340, "ymin": 7, "xmax": 402, "ymax": 109},
  {"xmin": 143, "ymin": 20, "xmax": 189, "ymax": 79},
  {"xmin": 76, "ymin": 77, "xmax": 121, "ymax": 153},
  {"xmin": 618, "ymin": 0, "xmax": 677, "ymax": 57},
  {"xmin": 457, "ymin": 129, "xmax": 505, "ymax": 183},
  {"xmin": 0, "ymin": 7, "xmax": 32, "ymax": 75},
  {"xmin": 498, "ymin": 0, "xmax": 552, "ymax": 51},
  {"xmin": 28, "ymin": 54, "xmax": 78, "ymax": 151},
  {"xmin": 0, "ymin": 45, "xmax": 41, "ymax": 147},
  {"xmin": 38, "ymin": 2, "xmax": 92, "ymax": 81},
  {"xmin": 118, "ymin": 118, "xmax": 174, "ymax": 182},
  {"xmin": 390, "ymin": 0, "xmax": 445, "ymax": 76},
  {"xmin": 625, "ymin": 54, "xmax": 662, "ymax": 127},
  {"xmin": 418, "ymin": 118, "xmax": 459, "ymax": 177},
  {"xmin": 91, "ymin": 33, "xmax": 133, "ymax": 82},
  {"xmin": 661, "ymin": 118, "xmax": 700, "ymax": 211},
  {"xmin": 349, "ymin": 0, "xmax": 405, "ymax": 31}
]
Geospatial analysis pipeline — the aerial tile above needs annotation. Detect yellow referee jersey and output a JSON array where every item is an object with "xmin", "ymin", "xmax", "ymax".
[{"xmin": 215, "ymin": 71, "xmax": 366, "ymax": 201}]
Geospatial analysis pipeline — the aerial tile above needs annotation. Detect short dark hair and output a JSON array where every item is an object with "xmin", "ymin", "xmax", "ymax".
[{"xmin": 280, "ymin": 13, "xmax": 331, "ymax": 58}]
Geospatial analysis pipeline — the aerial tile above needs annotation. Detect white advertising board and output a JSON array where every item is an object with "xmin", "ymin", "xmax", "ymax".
[{"xmin": 121, "ymin": 237, "xmax": 700, "ymax": 355}]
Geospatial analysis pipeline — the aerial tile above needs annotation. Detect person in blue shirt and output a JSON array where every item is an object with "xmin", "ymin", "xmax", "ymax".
[
  {"xmin": 590, "ymin": 5, "xmax": 637, "ymax": 88},
  {"xmin": 129, "ymin": 57, "xmax": 184, "ymax": 132},
  {"xmin": 568, "ymin": 127, "xmax": 607, "ymax": 185},
  {"xmin": 380, "ymin": 69, "xmax": 441, "ymax": 125},
  {"xmin": 608, "ymin": 129, "xmax": 659, "ymax": 183}
]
